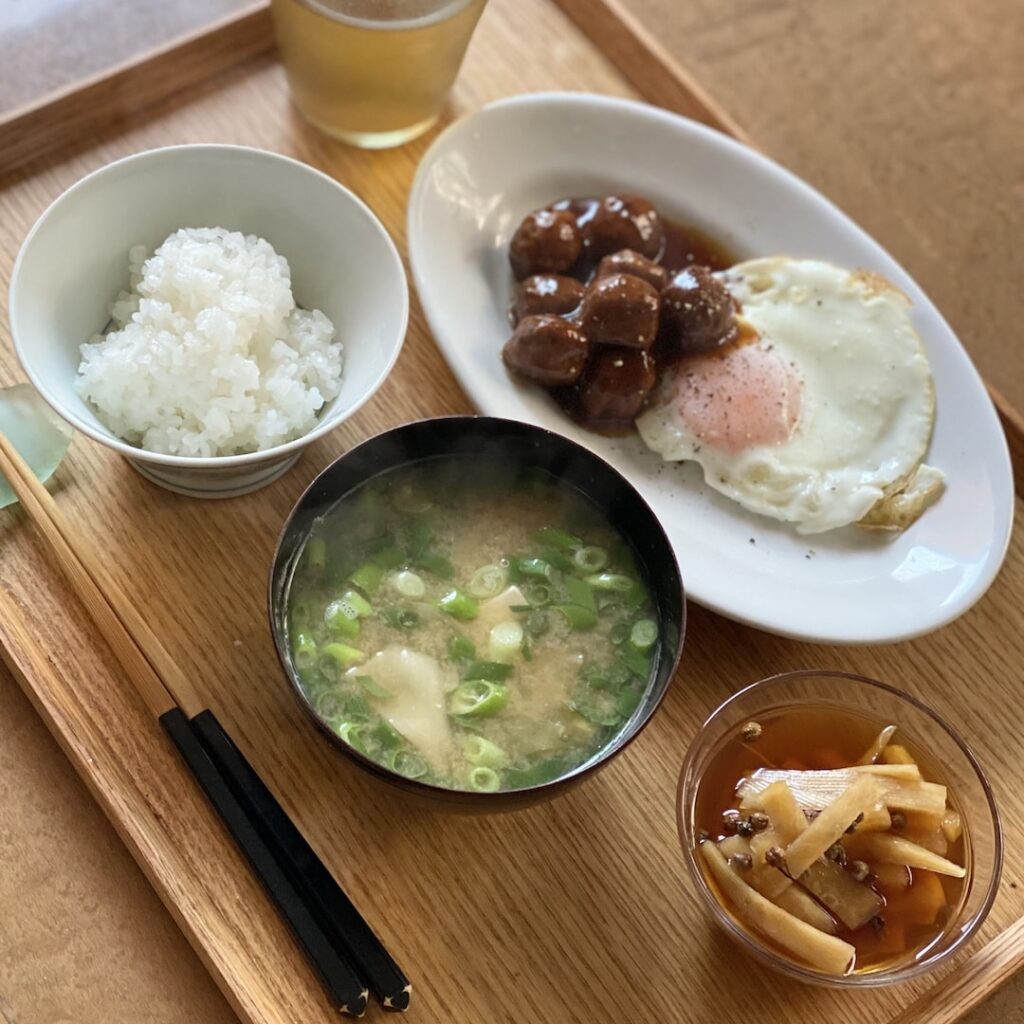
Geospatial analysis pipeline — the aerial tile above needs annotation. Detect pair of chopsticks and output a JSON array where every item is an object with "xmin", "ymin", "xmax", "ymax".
[{"xmin": 0, "ymin": 432, "xmax": 410, "ymax": 1017}]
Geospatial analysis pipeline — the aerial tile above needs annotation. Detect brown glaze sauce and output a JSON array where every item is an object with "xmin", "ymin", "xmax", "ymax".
[{"xmin": 544, "ymin": 197, "xmax": 737, "ymax": 435}]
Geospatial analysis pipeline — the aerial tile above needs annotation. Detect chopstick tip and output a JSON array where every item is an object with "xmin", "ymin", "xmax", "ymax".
[{"xmin": 382, "ymin": 984, "xmax": 412, "ymax": 1012}]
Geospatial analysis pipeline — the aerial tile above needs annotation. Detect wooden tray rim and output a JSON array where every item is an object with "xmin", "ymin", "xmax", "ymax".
[{"xmin": 0, "ymin": 4, "xmax": 1020, "ymax": 1023}]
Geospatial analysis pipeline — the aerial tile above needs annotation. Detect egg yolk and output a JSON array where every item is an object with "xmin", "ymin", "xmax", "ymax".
[{"xmin": 672, "ymin": 342, "xmax": 802, "ymax": 454}]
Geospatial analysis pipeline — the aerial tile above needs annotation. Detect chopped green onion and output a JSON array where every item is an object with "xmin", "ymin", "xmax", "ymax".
[
  {"xmin": 568, "ymin": 688, "xmax": 622, "ymax": 726},
  {"xmin": 305, "ymin": 536, "xmax": 327, "ymax": 572},
  {"xmin": 439, "ymin": 589, "xmax": 479, "ymax": 620},
  {"xmin": 319, "ymin": 643, "xmax": 366, "ymax": 678},
  {"xmin": 339, "ymin": 692, "xmax": 371, "ymax": 722},
  {"xmin": 407, "ymin": 516, "xmax": 433, "ymax": 558},
  {"xmin": 463, "ymin": 661, "xmax": 513, "ymax": 682},
  {"xmin": 349, "ymin": 562, "xmax": 384, "ymax": 595},
  {"xmin": 369, "ymin": 720, "xmax": 403, "ymax": 751},
  {"xmin": 389, "ymin": 749, "xmax": 428, "ymax": 779},
  {"xmin": 313, "ymin": 688, "xmax": 345, "ymax": 720},
  {"xmin": 324, "ymin": 600, "xmax": 361, "ymax": 640},
  {"xmin": 391, "ymin": 570, "xmax": 426, "ymax": 599},
  {"xmin": 417, "ymin": 553, "xmax": 455, "ymax": 579},
  {"xmin": 609, "ymin": 622, "xmax": 631, "ymax": 646},
  {"xmin": 553, "ymin": 603, "xmax": 598, "ymax": 630},
  {"xmin": 620, "ymin": 644, "xmax": 651, "ymax": 678},
  {"xmin": 584, "ymin": 573, "xmax": 636, "ymax": 593},
  {"xmin": 524, "ymin": 582, "xmax": 551, "ymax": 607},
  {"xmin": 502, "ymin": 757, "xmax": 575, "ymax": 789},
  {"xmin": 580, "ymin": 662, "xmax": 631, "ymax": 690},
  {"xmin": 355, "ymin": 675, "xmax": 389, "ymax": 698},
  {"xmin": 508, "ymin": 604, "xmax": 532, "ymax": 613},
  {"xmin": 617, "ymin": 686, "xmax": 643, "ymax": 720},
  {"xmin": 573, "ymin": 546, "xmax": 608, "ymax": 572},
  {"xmin": 373, "ymin": 544, "xmax": 405, "ymax": 569},
  {"xmin": 467, "ymin": 766, "xmax": 501, "ymax": 792},
  {"xmin": 538, "ymin": 546, "xmax": 576, "ymax": 572},
  {"xmin": 513, "ymin": 557, "xmax": 553, "ymax": 580},
  {"xmin": 531, "ymin": 527, "xmax": 581, "ymax": 551},
  {"xmin": 335, "ymin": 721, "xmax": 367, "ymax": 751},
  {"xmin": 564, "ymin": 575, "xmax": 597, "ymax": 613},
  {"xmin": 522, "ymin": 641, "xmax": 533, "ymax": 662},
  {"xmin": 449, "ymin": 679, "xmax": 508, "ymax": 717},
  {"xmin": 448, "ymin": 634, "xmax": 476, "ymax": 661},
  {"xmin": 467, "ymin": 564, "xmax": 509, "ymax": 600},
  {"xmin": 341, "ymin": 589, "xmax": 373, "ymax": 617},
  {"xmin": 380, "ymin": 606, "xmax": 419, "ymax": 629},
  {"xmin": 293, "ymin": 631, "xmax": 317, "ymax": 669},
  {"xmin": 488, "ymin": 620, "xmax": 524, "ymax": 663},
  {"xmin": 462, "ymin": 735, "xmax": 507, "ymax": 768},
  {"xmin": 629, "ymin": 619, "xmax": 658, "ymax": 652}
]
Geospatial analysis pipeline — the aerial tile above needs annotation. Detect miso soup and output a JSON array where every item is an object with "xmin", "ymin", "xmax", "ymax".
[{"xmin": 285, "ymin": 457, "xmax": 659, "ymax": 792}]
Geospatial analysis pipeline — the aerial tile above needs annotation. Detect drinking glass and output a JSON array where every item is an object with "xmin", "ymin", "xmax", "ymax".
[{"xmin": 271, "ymin": 0, "xmax": 486, "ymax": 148}]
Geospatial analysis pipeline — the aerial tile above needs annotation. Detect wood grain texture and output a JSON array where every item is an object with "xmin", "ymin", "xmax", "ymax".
[
  {"xmin": 0, "ymin": 670, "xmax": 236, "ymax": 1024},
  {"xmin": 603, "ymin": 0, "xmax": 1024, "ymax": 416},
  {"xmin": 0, "ymin": 3, "xmax": 1020, "ymax": 1024},
  {"xmin": 0, "ymin": 0, "xmax": 253, "ymax": 116},
  {"xmin": 0, "ymin": 3, "xmax": 273, "ymax": 178},
  {"xmin": 891, "ymin": 918, "xmax": 1024, "ymax": 1024},
  {"xmin": 552, "ymin": 0, "xmax": 1024, "ymax": 478}
]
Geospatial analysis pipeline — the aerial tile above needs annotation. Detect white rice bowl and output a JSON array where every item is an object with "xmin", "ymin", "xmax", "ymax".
[{"xmin": 75, "ymin": 227, "xmax": 343, "ymax": 457}]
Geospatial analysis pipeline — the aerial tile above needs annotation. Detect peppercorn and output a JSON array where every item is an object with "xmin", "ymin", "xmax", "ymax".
[
  {"xmin": 739, "ymin": 721, "xmax": 762, "ymax": 743},
  {"xmin": 890, "ymin": 811, "xmax": 907, "ymax": 831},
  {"xmin": 721, "ymin": 810, "xmax": 741, "ymax": 836},
  {"xmin": 749, "ymin": 811, "xmax": 770, "ymax": 833},
  {"xmin": 848, "ymin": 859, "xmax": 871, "ymax": 883},
  {"xmin": 825, "ymin": 843, "xmax": 848, "ymax": 867},
  {"xmin": 729, "ymin": 852, "xmax": 753, "ymax": 872}
]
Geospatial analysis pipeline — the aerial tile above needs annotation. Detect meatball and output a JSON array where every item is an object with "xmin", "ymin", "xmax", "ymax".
[
  {"xmin": 502, "ymin": 315, "xmax": 589, "ymax": 386},
  {"xmin": 509, "ymin": 209, "xmax": 582, "ymax": 280},
  {"xmin": 578, "ymin": 347, "xmax": 657, "ymax": 424},
  {"xmin": 580, "ymin": 273, "xmax": 660, "ymax": 349},
  {"xmin": 513, "ymin": 274, "xmax": 585, "ymax": 322},
  {"xmin": 596, "ymin": 249, "xmax": 668, "ymax": 291},
  {"xmin": 661, "ymin": 264, "xmax": 737, "ymax": 355},
  {"xmin": 584, "ymin": 195, "xmax": 665, "ymax": 260}
]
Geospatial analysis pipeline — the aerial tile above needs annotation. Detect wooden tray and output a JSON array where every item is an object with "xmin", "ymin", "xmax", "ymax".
[{"xmin": 0, "ymin": 3, "xmax": 1020, "ymax": 1022}]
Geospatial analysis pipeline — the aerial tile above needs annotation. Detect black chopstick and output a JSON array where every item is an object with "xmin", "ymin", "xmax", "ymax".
[
  {"xmin": 191, "ymin": 710, "xmax": 412, "ymax": 1012},
  {"xmin": 0, "ymin": 433, "xmax": 392, "ymax": 1017},
  {"xmin": 160, "ymin": 708, "xmax": 369, "ymax": 1017}
]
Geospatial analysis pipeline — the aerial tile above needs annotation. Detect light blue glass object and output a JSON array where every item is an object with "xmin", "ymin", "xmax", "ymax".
[{"xmin": 0, "ymin": 384, "xmax": 72, "ymax": 508}]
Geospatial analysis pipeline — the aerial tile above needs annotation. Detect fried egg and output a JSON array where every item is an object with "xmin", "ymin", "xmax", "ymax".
[{"xmin": 636, "ymin": 257, "xmax": 944, "ymax": 534}]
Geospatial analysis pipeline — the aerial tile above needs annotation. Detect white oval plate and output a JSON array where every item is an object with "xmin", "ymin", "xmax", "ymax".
[{"xmin": 407, "ymin": 93, "xmax": 1014, "ymax": 644}]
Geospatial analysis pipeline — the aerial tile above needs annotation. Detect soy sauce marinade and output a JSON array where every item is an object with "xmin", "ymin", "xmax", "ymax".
[
  {"xmin": 696, "ymin": 706, "xmax": 969, "ymax": 973},
  {"xmin": 286, "ymin": 458, "xmax": 658, "ymax": 792}
]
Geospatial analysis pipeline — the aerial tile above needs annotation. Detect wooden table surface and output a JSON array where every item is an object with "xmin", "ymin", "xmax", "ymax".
[
  {"xmin": 0, "ymin": 2, "xmax": 1020, "ymax": 1023},
  {"xmin": 615, "ymin": 0, "xmax": 1024, "ymax": 415}
]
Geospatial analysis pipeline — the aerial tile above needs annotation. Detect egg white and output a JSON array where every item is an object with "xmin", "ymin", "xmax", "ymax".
[{"xmin": 636, "ymin": 257, "xmax": 942, "ymax": 535}]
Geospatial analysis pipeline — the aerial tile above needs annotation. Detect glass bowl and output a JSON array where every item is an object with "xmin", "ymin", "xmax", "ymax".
[{"xmin": 677, "ymin": 669, "xmax": 1002, "ymax": 986}]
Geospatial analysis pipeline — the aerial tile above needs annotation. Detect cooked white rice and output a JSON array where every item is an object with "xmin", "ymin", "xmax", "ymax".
[{"xmin": 75, "ymin": 227, "xmax": 343, "ymax": 457}]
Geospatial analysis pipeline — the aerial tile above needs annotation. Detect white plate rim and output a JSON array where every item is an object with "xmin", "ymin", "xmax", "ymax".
[{"xmin": 407, "ymin": 91, "xmax": 1015, "ymax": 645}]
